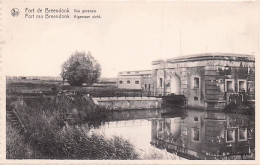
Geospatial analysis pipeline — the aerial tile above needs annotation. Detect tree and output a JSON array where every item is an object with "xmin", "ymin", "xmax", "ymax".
[{"xmin": 61, "ymin": 51, "xmax": 101, "ymax": 86}]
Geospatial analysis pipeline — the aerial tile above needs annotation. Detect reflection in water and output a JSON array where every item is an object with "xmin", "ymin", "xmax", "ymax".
[
  {"xmin": 90, "ymin": 108, "xmax": 254, "ymax": 160},
  {"xmin": 151, "ymin": 109, "xmax": 255, "ymax": 160}
]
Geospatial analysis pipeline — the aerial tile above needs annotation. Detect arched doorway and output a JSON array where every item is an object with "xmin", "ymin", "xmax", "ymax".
[{"xmin": 171, "ymin": 75, "xmax": 181, "ymax": 95}]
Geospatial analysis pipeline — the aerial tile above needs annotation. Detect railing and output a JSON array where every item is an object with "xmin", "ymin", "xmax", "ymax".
[
  {"xmin": 225, "ymin": 91, "xmax": 246, "ymax": 105},
  {"xmin": 95, "ymin": 90, "xmax": 154, "ymax": 99}
]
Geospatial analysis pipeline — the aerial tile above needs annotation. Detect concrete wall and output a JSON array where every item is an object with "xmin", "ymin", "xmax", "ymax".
[
  {"xmin": 92, "ymin": 97, "xmax": 162, "ymax": 110},
  {"xmin": 142, "ymin": 74, "xmax": 153, "ymax": 91},
  {"xmin": 117, "ymin": 75, "xmax": 142, "ymax": 89},
  {"xmin": 117, "ymin": 70, "xmax": 153, "ymax": 90},
  {"xmin": 151, "ymin": 53, "xmax": 255, "ymax": 110}
]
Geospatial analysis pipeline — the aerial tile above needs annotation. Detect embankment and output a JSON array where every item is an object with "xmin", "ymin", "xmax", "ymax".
[{"xmin": 92, "ymin": 97, "xmax": 162, "ymax": 110}]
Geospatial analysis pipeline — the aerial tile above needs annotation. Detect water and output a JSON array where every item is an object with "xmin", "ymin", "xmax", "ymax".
[{"xmin": 89, "ymin": 108, "xmax": 255, "ymax": 160}]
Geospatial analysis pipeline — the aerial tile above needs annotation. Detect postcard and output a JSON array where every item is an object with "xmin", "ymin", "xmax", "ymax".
[{"xmin": 1, "ymin": 0, "xmax": 259, "ymax": 164}]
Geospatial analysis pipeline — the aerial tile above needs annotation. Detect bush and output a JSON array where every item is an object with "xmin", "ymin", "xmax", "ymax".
[
  {"xmin": 6, "ymin": 122, "xmax": 41, "ymax": 159},
  {"xmin": 53, "ymin": 125, "xmax": 139, "ymax": 159},
  {"xmin": 6, "ymin": 94, "xmax": 139, "ymax": 159}
]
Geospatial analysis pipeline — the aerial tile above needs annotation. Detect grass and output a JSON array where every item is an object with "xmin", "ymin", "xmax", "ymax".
[
  {"xmin": 6, "ymin": 121, "xmax": 42, "ymax": 159},
  {"xmin": 138, "ymin": 147, "xmax": 183, "ymax": 160},
  {"xmin": 6, "ymin": 94, "xmax": 140, "ymax": 159},
  {"xmin": 6, "ymin": 79, "xmax": 146, "ymax": 98}
]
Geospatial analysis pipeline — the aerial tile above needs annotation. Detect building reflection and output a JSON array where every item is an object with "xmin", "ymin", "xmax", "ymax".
[{"xmin": 151, "ymin": 109, "xmax": 255, "ymax": 160}]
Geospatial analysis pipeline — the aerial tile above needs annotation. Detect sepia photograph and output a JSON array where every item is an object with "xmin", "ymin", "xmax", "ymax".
[{"xmin": 1, "ymin": 0, "xmax": 259, "ymax": 163}]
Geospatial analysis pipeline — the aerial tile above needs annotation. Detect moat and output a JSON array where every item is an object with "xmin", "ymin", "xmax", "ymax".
[{"xmin": 90, "ymin": 108, "xmax": 255, "ymax": 160}]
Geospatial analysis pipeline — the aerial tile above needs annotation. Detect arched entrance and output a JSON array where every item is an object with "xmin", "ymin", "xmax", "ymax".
[{"xmin": 170, "ymin": 75, "xmax": 181, "ymax": 95}]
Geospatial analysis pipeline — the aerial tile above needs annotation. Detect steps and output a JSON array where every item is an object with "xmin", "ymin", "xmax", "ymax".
[{"xmin": 6, "ymin": 107, "xmax": 27, "ymax": 133}]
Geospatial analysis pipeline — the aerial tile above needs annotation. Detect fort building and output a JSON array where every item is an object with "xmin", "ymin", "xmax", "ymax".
[
  {"xmin": 151, "ymin": 53, "xmax": 255, "ymax": 110},
  {"xmin": 117, "ymin": 70, "xmax": 153, "ymax": 91}
]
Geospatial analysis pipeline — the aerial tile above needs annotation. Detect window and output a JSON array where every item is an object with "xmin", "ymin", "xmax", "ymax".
[
  {"xmin": 194, "ymin": 97, "xmax": 198, "ymax": 101},
  {"xmin": 127, "ymin": 72, "xmax": 130, "ymax": 74},
  {"xmin": 158, "ymin": 121, "xmax": 163, "ymax": 131},
  {"xmin": 127, "ymin": 80, "xmax": 131, "ymax": 84},
  {"xmin": 160, "ymin": 78, "xmax": 163, "ymax": 88},
  {"xmin": 119, "ymin": 81, "xmax": 123, "ymax": 84},
  {"xmin": 194, "ymin": 77, "xmax": 200, "ymax": 88},
  {"xmin": 192, "ymin": 128, "xmax": 200, "ymax": 141},
  {"xmin": 238, "ymin": 79, "xmax": 247, "ymax": 92},
  {"xmin": 194, "ymin": 117, "xmax": 198, "ymax": 121},
  {"xmin": 225, "ymin": 79, "xmax": 234, "ymax": 92},
  {"xmin": 182, "ymin": 127, "xmax": 188, "ymax": 135},
  {"xmin": 238, "ymin": 128, "xmax": 247, "ymax": 141},
  {"xmin": 226, "ymin": 129, "xmax": 235, "ymax": 142},
  {"xmin": 135, "ymin": 81, "xmax": 139, "ymax": 84},
  {"xmin": 148, "ymin": 84, "xmax": 150, "ymax": 89},
  {"xmin": 145, "ymin": 84, "xmax": 147, "ymax": 89},
  {"xmin": 227, "ymin": 81, "xmax": 233, "ymax": 91},
  {"xmin": 166, "ymin": 82, "xmax": 171, "ymax": 87}
]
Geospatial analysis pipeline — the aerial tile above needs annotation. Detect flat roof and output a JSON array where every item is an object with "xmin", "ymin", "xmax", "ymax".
[
  {"xmin": 118, "ymin": 70, "xmax": 152, "ymax": 76},
  {"xmin": 153, "ymin": 53, "xmax": 255, "ymax": 64},
  {"xmin": 118, "ymin": 70, "xmax": 151, "ymax": 73}
]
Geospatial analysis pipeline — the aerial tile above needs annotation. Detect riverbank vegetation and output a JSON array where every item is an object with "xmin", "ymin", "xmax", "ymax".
[{"xmin": 6, "ymin": 94, "xmax": 139, "ymax": 159}]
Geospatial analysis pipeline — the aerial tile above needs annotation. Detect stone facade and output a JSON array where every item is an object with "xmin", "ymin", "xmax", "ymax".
[
  {"xmin": 151, "ymin": 53, "xmax": 255, "ymax": 110},
  {"xmin": 92, "ymin": 97, "xmax": 162, "ymax": 110},
  {"xmin": 117, "ymin": 70, "xmax": 153, "ymax": 91}
]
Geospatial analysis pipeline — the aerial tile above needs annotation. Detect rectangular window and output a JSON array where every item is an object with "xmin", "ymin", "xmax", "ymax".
[
  {"xmin": 160, "ymin": 78, "xmax": 163, "ymax": 88},
  {"xmin": 238, "ymin": 128, "xmax": 247, "ymax": 141},
  {"xmin": 145, "ymin": 84, "xmax": 147, "ymax": 89},
  {"xmin": 166, "ymin": 82, "xmax": 171, "ymax": 87},
  {"xmin": 158, "ymin": 121, "xmax": 163, "ymax": 131},
  {"xmin": 194, "ymin": 97, "xmax": 198, "ymax": 101},
  {"xmin": 135, "ymin": 81, "xmax": 139, "ymax": 84},
  {"xmin": 119, "ymin": 81, "xmax": 123, "ymax": 84},
  {"xmin": 192, "ymin": 128, "xmax": 200, "ymax": 141},
  {"xmin": 127, "ymin": 80, "xmax": 131, "ymax": 84},
  {"xmin": 148, "ymin": 84, "xmax": 150, "ymax": 89},
  {"xmin": 226, "ymin": 129, "xmax": 235, "ymax": 142},
  {"xmin": 238, "ymin": 80, "xmax": 247, "ymax": 92},
  {"xmin": 182, "ymin": 127, "xmax": 188, "ymax": 135},
  {"xmin": 194, "ymin": 77, "xmax": 200, "ymax": 88},
  {"xmin": 194, "ymin": 117, "xmax": 198, "ymax": 121},
  {"xmin": 226, "ymin": 80, "xmax": 234, "ymax": 92}
]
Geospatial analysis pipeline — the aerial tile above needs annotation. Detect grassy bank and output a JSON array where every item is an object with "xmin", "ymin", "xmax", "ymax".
[
  {"xmin": 6, "ymin": 121, "xmax": 41, "ymax": 159},
  {"xmin": 7, "ymin": 122, "xmax": 139, "ymax": 159},
  {"xmin": 6, "ymin": 78, "xmax": 149, "ymax": 99},
  {"xmin": 6, "ymin": 94, "xmax": 139, "ymax": 159}
]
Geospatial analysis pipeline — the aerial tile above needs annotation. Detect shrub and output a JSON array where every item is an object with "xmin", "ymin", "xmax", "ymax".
[
  {"xmin": 6, "ymin": 122, "xmax": 41, "ymax": 159},
  {"xmin": 6, "ymin": 94, "xmax": 139, "ymax": 159},
  {"xmin": 54, "ymin": 125, "xmax": 139, "ymax": 159}
]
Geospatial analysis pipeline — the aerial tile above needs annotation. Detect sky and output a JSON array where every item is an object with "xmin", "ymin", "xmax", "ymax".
[{"xmin": 2, "ymin": 1, "xmax": 260, "ymax": 78}]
